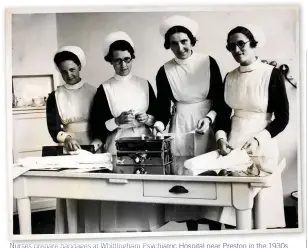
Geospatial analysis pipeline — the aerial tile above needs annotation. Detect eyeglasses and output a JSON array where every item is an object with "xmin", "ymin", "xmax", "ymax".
[
  {"xmin": 226, "ymin": 40, "xmax": 250, "ymax": 52},
  {"xmin": 112, "ymin": 57, "xmax": 132, "ymax": 65}
]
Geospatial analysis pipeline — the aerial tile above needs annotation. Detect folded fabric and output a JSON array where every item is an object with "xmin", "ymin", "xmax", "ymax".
[
  {"xmin": 184, "ymin": 149, "xmax": 253, "ymax": 176},
  {"xmin": 63, "ymin": 148, "xmax": 94, "ymax": 156},
  {"xmin": 16, "ymin": 152, "xmax": 113, "ymax": 170}
]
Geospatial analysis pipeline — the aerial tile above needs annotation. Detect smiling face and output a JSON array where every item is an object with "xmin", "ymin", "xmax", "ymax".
[
  {"xmin": 58, "ymin": 60, "xmax": 81, "ymax": 85},
  {"xmin": 169, "ymin": 32, "xmax": 193, "ymax": 60},
  {"xmin": 112, "ymin": 50, "xmax": 133, "ymax": 76},
  {"xmin": 228, "ymin": 33, "xmax": 256, "ymax": 66}
]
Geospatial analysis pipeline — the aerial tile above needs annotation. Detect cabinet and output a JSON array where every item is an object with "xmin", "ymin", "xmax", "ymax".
[{"xmin": 13, "ymin": 107, "xmax": 57, "ymax": 214}]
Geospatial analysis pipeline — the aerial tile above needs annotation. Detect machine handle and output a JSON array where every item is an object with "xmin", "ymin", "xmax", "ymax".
[
  {"xmin": 108, "ymin": 179, "xmax": 129, "ymax": 184},
  {"xmin": 169, "ymin": 185, "xmax": 189, "ymax": 194}
]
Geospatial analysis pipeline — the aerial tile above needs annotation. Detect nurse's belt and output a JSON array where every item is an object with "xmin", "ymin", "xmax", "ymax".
[{"xmin": 184, "ymin": 149, "xmax": 252, "ymax": 176}]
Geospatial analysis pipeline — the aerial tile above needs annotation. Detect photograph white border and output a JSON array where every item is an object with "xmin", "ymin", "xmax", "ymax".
[{"xmin": 4, "ymin": 2, "xmax": 306, "ymax": 243}]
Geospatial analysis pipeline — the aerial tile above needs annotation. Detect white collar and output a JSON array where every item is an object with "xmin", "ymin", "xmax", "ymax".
[
  {"xmin": 64, "ymin": 79, "xmax": 85, "ymax": 90},
  {"xmin": 174, "ymin": 51, "xmax": 195, "ymax": 65},
  {"xmin": 239, "ymin": 57, "xmax": 260, "ymax": 73},
  {"xmin": 114, "ymin": 73, "xmax": 133, "ymax": 81}
]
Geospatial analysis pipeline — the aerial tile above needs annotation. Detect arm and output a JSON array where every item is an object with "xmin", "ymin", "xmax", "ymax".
[
  {"xmin": 206, "ymin": 56, "xmax": 224, "ymax": 124},
  {"xmin": 88, "ymin": 85, "xmax": 114, "ymax": 144},
  {"xmin": 214, "ymin": 74, "xmax": 233, "ymax": 142},
  {"xmin": 87, "ymin": 94, "xmax": 103, "ymax": 152},
  {"xmin": 46, "ymin": 91, "xmax": 67, "ymax": 143},
  {"xmin": 254, "ymin": 68, "xmax": 290, "ymax": 145},
  {"xmin": 153, "ymin": 66, "xmax": 174, "ymax": 131},
  {"xmin": 144, "ymin": 81, "xmax": 157, "ymax": 126}
]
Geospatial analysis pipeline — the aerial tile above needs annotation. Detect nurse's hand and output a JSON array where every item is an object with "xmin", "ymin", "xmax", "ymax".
[
  {"xmin": 196, "ymin": 117, "xmax": 211, "ymax": 134},
  {"xmin": 135, "ymin": 112, "xmax": 148, "ymax": 123},
  {"xmin": 64, "ymin": 136, "xmax": 81, "ymax": 151},
  {"xmin": 217, "ymin": 139, "xmax": 233, "ymax": 156},
  {"xmin": 115, "ymin": 111, "xmax": 134, "ymax": 125},
  {"xmin": 242, "ymin": 138, "xmax": 259, "ymax": 155}
]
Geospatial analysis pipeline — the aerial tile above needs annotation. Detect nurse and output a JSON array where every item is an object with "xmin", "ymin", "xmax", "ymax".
[
  {"xmin": 47, "ymin": 46, "xmax": 102, "ymax": 233},
  {"xmin": 89, "ymin": 31, "xmax": 164, "ymax": 232},
  {"xmin": 209, "ymin": 26, "xmax": 289, "ymax": 228},
  {"xmin": 153, "ymin": 15, "xmax": 224, "ymax": 230}
]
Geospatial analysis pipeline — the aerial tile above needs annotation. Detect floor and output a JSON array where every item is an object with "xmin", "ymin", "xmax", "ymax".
[{"xmin": 12, "ymin": 206, "xmax": 298, "ymax": 235}]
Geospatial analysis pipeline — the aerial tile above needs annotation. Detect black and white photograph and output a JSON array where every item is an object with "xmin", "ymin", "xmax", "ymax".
[{"xmin": 7, "ymin": 5, "xmax": 301, "ymax": 238}]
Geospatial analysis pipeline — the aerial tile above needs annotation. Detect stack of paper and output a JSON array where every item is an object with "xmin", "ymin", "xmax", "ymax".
[{"xmin": 13, "ymin": 151, "xmax": 113, "ymax": 179}]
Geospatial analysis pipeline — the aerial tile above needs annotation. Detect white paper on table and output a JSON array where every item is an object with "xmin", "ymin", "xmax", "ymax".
[
  {"xmin": 184, "ymin": 148, "xmax": 252, "ymax": 175},
  {"xmin": 17, "ymin": 152, "xmax": 113, "ymax": 170}
]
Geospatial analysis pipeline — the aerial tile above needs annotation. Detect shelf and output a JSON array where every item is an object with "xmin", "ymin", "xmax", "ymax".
[{"xmin": 13, "ymin": 106, "xmax": 46, "ymax": 115}]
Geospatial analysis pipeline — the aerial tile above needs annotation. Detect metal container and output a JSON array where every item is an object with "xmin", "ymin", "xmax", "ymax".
[{"xmin": 115, "ymin": 136, "xmax": 173, "ymax": 175}]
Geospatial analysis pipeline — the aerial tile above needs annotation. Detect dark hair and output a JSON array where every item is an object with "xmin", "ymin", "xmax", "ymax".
[
  {"xmin": 227, "ymin": 26, "xmax": 258, "ymax": 48},
  {"xmin": 104, "ymin": 40, "xmax": 135, "ymax": 63},
  {"xmin": 164, "ymin": 26, "xmax": 197, "ymax": 49},
  {"xmin": 54, "ymin": 51, "xmax": 81, "ymax": 68}
]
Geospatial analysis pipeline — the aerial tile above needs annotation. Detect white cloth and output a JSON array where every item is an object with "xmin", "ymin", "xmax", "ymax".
[
  {"xmin": 205, "ymin": 58, "xmax": 285, "ymax": 228},
  {"xmin": 56, "ymin": 46, "xmax": 86, "ymax": 68},
  {"xmin": 164, "ymin": 53, "xmax": 211, "ymax": 103},
  {"xmin": 100, "ymin": 73, "xmax": 164, "ymax": 232},
  {"xmin": 17, "ymin": 153, "xmax": 113, "ymax": 170},
  {"xmin": 160, "ymin": 15, "xmax": 199, "ymax": 37},
  {"xmin": 169, "ymin": 100, "xmax": 216, "ymax": 158},
  {"xmin": 163, "ymin": 52, "xmax": 215, "ymax": 158},
  {"xmin": 184, "ymin": 149, "xmax": 252, "ymax": 176},
  {"xmin": 163, "ymin": 53, "xmax": 217, "ymax": 222},
  {"xmin": 55, "ymin": 81, "xmax": 96, "ymax": 126},
  {"xmin": 103, "ymin": 31, "xmax": 134, "ymax": 56},
  {"xmin": 55, "ymin": 81, "xmax": 96, "ymax": 145},
  {"xmin": 103, "ymin": 73, "xmax": 151, "ymax": 154}
]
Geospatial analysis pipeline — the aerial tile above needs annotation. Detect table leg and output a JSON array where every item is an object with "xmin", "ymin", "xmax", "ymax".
[
  {"xmin": 84, "ymin": 200, "xmax": 100, "ymax": 233},
  {"xmin": 232, "ymin": 183, "xmax": 253, "ymax": 230},
  {"xmin": 254, "ymin": 190, "xmax": 266, "ymax": 229},
  {"xmin": 55, "ymin": 199, "xmax": 66, "ymax": 234},
  {"xmin": 66, "ymin": 199, "xmax": 78, "ymax": 233},
  {"xmin": 17, "ymin": 197, "xmax": 31, "ymax": 234},
  {"xmin": 236, "ymin": 209, "xmax": 252, "ymax": 230}
]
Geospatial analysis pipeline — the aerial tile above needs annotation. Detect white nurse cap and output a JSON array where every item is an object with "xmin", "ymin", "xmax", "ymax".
[
  {"xmin": 55, "ymin": 46, "xmax": 86, "ymax": 68},
  {"xmin": 103, "ymin": 31, "xmax": 134, "ymax": 57},
  {"xmin": 159, "ymin": 15, "xmax": 199, "ymax": 37}
]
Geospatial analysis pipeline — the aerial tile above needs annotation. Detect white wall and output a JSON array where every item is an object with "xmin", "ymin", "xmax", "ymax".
[
  {"xmin": 11, "ymin": 8, "xmax": 299, "ymax": 206},
  {"xmin": 12, "ymin": 13, "xmax": 59, "ymax": 82}
]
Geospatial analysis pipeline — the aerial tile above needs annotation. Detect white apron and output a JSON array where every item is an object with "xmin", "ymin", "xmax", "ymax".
[
  {"xmin": 99, "ymin": 74, "xmax": 164, "ymax": 232},
  {"xmin": 163, "ymin": 53, "xmax": 217, "ymax": 222},
  {"xmin": 54, "ymin": 81, "xmax": 100, "ymax": 233},
  {"xmin": 203, "ymin": 59, "xmax": 285, "ymax": 228}
]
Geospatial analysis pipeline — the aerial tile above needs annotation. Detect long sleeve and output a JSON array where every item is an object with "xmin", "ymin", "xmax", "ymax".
[
  {"xmin": 154, "ymin": 66, "xmax": 176, "ymax": 130},
  {"xmin": 206, "ymin": 56, "xmax": 224, "ymax": 122},
  {"xmin": 88, "ymin": 85, "xmax": 114, "ymax": 144},
  {"xmin": 146, "ymin": 81, "xmax": 157, "ymax": 117},
  {"xmin": 214, "ymin": 74, "xmax": 233, "ymax": 141},
  {"xmin": 144, "ymin": 81, "xmax": 158, "ymax": 126},
  {"xmin": 265, "ymin": 68, "xmax": 289, "ymax": 137},
  {"xmin": 46, "ymin": 91, "xmax": 65, "ymax": 143},
  {"xmin": 253, "ymin": 68, "xmax": 290, "ymax": 146}
]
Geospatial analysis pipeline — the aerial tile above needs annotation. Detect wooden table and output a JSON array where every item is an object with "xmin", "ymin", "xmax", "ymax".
[{"xmin": 13, "ymin": 159, "xmax": 285, "ymax": 234}]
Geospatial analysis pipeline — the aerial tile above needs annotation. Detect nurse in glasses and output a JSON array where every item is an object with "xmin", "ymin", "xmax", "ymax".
[
  {"xmin": 204, "ymin": 26, "xmax": 289, "ymax": 229},
  {"xmin": 89, "ymin": 31, "xmax": 163, "ymax": 232}
]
